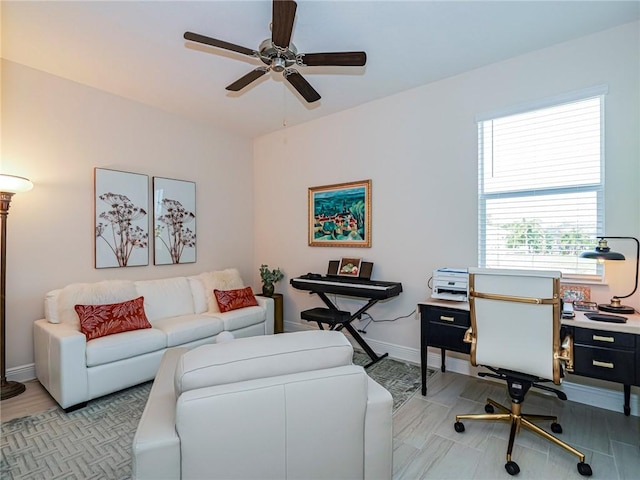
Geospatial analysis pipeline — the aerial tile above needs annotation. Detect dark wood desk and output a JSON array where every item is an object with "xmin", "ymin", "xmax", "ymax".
[{"xmin": 419, "ymin": 298, "xmax": 640, "ymax": 416}]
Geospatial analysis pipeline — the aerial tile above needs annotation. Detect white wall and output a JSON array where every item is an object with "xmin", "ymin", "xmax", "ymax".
[
  {"xmin": 1, "ymin": 60, "xmax": 255, "ymax": 371},
  {"xmin": 254, "ymin": 22, "xmax": 640, "ymax": 351},
  {"xmin": 2, "ymin": 21, "xmax": 639, "ymax": 409}
]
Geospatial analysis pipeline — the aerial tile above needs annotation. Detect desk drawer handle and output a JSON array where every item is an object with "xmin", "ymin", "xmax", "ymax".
[
  {"xmin": 440, "ymin": 315, "xmax": 455, "ymax": 322},
  {"xmin": 592, "ymin": 335, "xmax": 614, "ymax": 343},
  {"xmin": 592, "ymin": 360, "xmax": 614, "ymax": 369}
]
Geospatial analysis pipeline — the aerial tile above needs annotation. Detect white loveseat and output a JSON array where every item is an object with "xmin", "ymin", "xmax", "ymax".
[
  {"xmin": 33, "ymin": 269, "xmax": 274, "ymax": 410},
  {"xmin": 132, "ymin": 330, "xmax": 393, "ymax": 480}
]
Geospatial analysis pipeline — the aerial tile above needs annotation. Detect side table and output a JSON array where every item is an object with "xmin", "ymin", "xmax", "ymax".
[{"xmin": 261, "ymin": 293, "xmax": 283, "ymax": 333}]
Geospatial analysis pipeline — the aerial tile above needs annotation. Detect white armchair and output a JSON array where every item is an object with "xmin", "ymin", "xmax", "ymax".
[{"xmin": 132, "ymin": 330, "xmax": 393, "ymax": 480}]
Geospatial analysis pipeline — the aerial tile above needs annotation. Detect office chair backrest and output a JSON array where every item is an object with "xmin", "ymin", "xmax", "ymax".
[{"xmin": 468, "ymin": 268, "xmax": 562, "ymax": 383}]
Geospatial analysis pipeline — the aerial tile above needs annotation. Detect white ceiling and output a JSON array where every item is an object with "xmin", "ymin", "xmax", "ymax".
[{"xmin": 3, "ymin": 1, "xmax": 639, "ymax": 138}]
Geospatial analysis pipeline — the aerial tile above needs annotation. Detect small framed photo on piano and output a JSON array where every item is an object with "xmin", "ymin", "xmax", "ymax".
[{"xmin": 338, "ymin": 257, "xmax": 362, "ymax": 276}]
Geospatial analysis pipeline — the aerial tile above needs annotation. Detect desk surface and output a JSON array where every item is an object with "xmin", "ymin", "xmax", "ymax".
[{"xmin": 419, "ymin": 298, "xmax": 640, "ymax": 335}]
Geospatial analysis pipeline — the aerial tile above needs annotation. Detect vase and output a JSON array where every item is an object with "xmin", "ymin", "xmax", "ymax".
[{"xmin": 262, "ymin": 283, "xmax": 275, "ymax": 297}]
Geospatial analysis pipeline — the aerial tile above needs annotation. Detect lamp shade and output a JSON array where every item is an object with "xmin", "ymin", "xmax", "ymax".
[
  {"xmin": 579, "ymin": 239, "xmax": 625, "ymax": 261},
  {"xmin": 0, "ymin": 174, "xmax": 34, "ymax": 194}
]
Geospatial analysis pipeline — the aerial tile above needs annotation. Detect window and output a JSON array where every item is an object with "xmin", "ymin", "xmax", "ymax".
[{"xmin": 478, "ymin": 88, "xmax": 606, "ymax": 277}]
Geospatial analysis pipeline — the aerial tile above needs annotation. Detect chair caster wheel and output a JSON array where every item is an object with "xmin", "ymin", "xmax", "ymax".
[
  {"xmin": 551, "ymin": 422, "xmax": 562, "ymax": 434},
  {"xmin": 485, "ymin": 404, "xmax": 494, "ymax": 414},
  {"xmin": 577, "ymin": 462, "xmax": 592, "ymax": 476},
  {"xmin": 505, "ymin": 461, "xmax": 520, "ymax": 476},
  {"xmin": 454, "ymin": 421, "xmax": 465, "ymax": 433}
]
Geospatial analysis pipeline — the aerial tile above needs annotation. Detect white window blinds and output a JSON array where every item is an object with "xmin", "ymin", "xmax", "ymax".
[{"xmin": 478, "ymin": 92, "xmax": 605, "ymax": 276}]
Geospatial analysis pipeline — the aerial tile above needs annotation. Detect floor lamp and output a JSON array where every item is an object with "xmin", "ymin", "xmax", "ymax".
[{"xmin": 1, "ymin": 174, "xmax": 33, "ymax": 400}]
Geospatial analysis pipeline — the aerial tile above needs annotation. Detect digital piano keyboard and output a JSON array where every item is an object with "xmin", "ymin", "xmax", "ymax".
[{"xmin": 290, "ymin": 274, "xmax": 403, "ymax": 300}]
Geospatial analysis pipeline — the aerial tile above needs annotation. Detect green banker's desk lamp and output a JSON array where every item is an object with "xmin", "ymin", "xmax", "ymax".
[{"xmin": 580, "ymin": 236, "xmax": 639, "ymax": 314}]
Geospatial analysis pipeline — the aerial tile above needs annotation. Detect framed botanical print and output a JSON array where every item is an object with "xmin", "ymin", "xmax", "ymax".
[
  {"xmin": 153, "ymin": 177, "xmax": 196, "ymax": 265},
  {"xmin": 94, "ymin": 168, "xmax": 149, "ymax": 268},
  {"xmin": 308, "ymin": 179, "xmax": 371, "ymax": 247}
]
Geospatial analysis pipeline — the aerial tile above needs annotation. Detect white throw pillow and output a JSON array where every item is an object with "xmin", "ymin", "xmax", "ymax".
[
  {"xmin": 44, "ymin": 289, "xmax": 63, "ymax": 323},
  {"xmin": 56, "ymin": 280, "xmax": 138, "ymax": 329},
  {"xmin": 197, "ymin": 268, "xmax": 245, "ymax": 313},
  {"xmin": 134, "ymin": 277, "xmax": 195, "ymax": 323},
  {"xmin": 187, "ymin": 276, "xmax": 208, "ymax": 314}
]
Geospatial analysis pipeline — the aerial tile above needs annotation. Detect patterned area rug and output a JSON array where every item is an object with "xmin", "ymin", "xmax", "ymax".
[
  {"xmin": 353, "ymin": 350, "xmax": 432, "ymax": 411},
  {"xmin": 1, "ymin": 354, "xmax": 435, "ymax": 480}
]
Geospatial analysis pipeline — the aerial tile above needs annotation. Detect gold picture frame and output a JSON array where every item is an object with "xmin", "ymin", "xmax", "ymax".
[{"xmin": 308, "ymin": 179, "xmax": 371, "ymax": 248}]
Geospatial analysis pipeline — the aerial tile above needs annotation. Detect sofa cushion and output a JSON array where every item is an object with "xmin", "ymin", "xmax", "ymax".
[
  {"xmin": 214, "ymin": 287, "xmax": 258, "ymax": 312},
  {"xmin": 134, "ymin": 277, "xmax": 195, "ymax": 323},
  {"xmin": 187, "ymin": 276, "xmax": 208, "ymax": 314},
  {"xmin": 86, "ymin": 327, "xmax": 167, "ymax": 367},
  {"xmin": 152, "ymin": 314, "xmax": 224, "ymax": 347},
  {"xmin": 57, "ymin": 280, "xmax": 138, "ymax": 328},
  {"xmin": 44, "ymin": 289, "xmax": 63, "ymax": 323},
  {"xmin": 75, "ymin": 296, "xmax": 152, "ymax": 341},
  {"xmin": 205, "ymin": 306, "xmax": 265, "ymax": 332},
  {"xmin": 196, "ymin": 269, "xmax": 245, "ymax": 313},
  {"xmin": 175, "ymin": 330, "xmax": 353, "ymax": 394}
]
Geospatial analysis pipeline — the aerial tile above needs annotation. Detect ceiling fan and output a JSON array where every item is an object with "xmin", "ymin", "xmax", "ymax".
[{"xmin": 183, "ymin": 0, "xmax": 367, "ymax": 103}]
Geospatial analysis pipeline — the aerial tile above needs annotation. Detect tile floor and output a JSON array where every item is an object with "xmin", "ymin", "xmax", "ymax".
[
  {"xmin": 3, "ymin": 371, "xmax": 639, "ymax": 480},
  {"xmin": 394, "ymin": 370, "xmax": 640, "ymax": 479}
]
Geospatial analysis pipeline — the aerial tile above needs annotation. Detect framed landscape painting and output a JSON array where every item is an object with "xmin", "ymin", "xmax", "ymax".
[
  {"xmin": 94, "ymin": 168, "xmax": 149, "ymax": 268},
  {"xmin": 308, "ymin": 179, "xmax": 371, "ymax": 248},
  {"xmin": 153, "ymin": 177, "xmax": 196, "ymax": 265}
]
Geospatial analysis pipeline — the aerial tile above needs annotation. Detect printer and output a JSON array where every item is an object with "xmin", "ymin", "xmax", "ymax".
[{"xmin": 432, "ymin": 268, "xmax": 469, "ymax": 302}]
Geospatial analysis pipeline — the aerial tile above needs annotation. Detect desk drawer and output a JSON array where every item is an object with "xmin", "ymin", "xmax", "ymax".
[
  {"xmin": 426, "ymin": 307, "xmax": 470, "ymax": 328},
  {"xmin": 429, "ymin": 324, "xmax": 471, "ymax": 354},
  {"xmin": 573, "ymin": 345, "xmax": 636, "ymax": 385},
  {"xmin": 425, "ymin": 306, "xmax": 470, "ymax": 353},
  {"xmin": 574, "ymin": 329, "xmax": 635, "ymax": 349}
]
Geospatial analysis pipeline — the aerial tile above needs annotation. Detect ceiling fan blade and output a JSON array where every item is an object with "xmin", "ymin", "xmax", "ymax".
[
  {"xmin": 272, "ymin": 0, "xmax": 297, "ymax": 49},
  {"xmin": 298, "ymin": 52, "xmax": 367, "ymax": 67},
  {"xmin": 284, "ymin": 69, "xmax": 321, "ymax": 103},
  {"xmin": 184, "ymin": 31, "xmax": 258, "ymax": 57},
  {"xmin": 226, "ymin": 68, "xmax": 268, "ymax": 91}
]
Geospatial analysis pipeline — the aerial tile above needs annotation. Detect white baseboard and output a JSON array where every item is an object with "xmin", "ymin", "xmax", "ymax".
[
  {"xmin": 285, "ymin": 320, "xmax": 639, "ymax": 417},
  {"xmin": 6, "ymin": 363, "xmax": 36, "ymax": 383}
]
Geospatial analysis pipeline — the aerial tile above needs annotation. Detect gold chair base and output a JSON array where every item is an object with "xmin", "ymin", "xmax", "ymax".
[{"xmin": 455, "ymin": 397, "xmax": 586, "ymax": 464}]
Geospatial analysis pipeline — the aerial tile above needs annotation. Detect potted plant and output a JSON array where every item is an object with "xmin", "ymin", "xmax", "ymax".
[{"xmin": 259, "ymin": 264, "xmax": 284, "ymax": 297}]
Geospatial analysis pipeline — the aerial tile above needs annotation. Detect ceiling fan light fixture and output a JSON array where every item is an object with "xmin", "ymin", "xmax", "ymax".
[{"xmin": 272, "ymin": 56, "xmax": 286, "ymax": 72}]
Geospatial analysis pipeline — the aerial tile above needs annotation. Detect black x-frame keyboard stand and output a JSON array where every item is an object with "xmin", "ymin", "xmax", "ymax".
[{"xmin": 301, "ymin": 291, "xmax": 389, "ymax": 368}]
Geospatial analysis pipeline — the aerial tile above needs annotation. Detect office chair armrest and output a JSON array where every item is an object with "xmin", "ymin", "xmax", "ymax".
[
  {"xmin": 555, "ymin": 334, "xmax": 574, "ymax": 373},
  {"xmin": 463, "ymin": 327, "xmax": 474, "ymax": 344}
]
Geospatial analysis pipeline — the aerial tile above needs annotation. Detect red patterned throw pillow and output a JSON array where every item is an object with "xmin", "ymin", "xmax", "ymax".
[
  {"xmin": 75, "ymin": 296, "xmax": 152, "ymax": 341},
  {"xmin": 214, "ymin": 287, "xmax": 258, "ymax": 313}
]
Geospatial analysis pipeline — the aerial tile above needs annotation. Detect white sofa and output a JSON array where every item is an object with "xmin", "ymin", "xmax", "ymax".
[
  {"xmin": 33, "ymin": 269, "xmax": 274, "ymax": 410},
  {"xmin": 132, "ymin": 330, "xmax": 393, "ymax": 480}
]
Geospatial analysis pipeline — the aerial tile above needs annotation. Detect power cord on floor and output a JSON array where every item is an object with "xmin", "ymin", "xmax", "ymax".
[
  {"xmin": 327, "ymin": 293, "xmax": 416, "ymax": 335},
  {"xmin": 357, "ymin": 308, "xmax": 417, "ymax": 334}
]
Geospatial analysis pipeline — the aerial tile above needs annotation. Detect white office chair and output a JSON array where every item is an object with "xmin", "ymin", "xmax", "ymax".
[{"xmin": 454, "ymin": 268, "xmax": 592, "ymax": 477}]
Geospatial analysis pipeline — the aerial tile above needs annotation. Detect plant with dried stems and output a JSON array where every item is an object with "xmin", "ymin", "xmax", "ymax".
[
  {"xmin": 96, "ymin": 192, "xmax": 148, "ymax": 267},
  {"xmin": 155, "ymin": 198, "xmax": 196, "ymax": 264}
]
